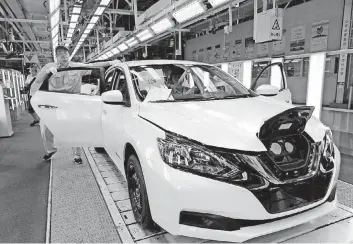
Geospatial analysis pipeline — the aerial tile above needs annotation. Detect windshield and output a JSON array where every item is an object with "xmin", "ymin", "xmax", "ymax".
[{"xmin": 129, "ymin": 64, "xmax": 254, "ymax": 102}]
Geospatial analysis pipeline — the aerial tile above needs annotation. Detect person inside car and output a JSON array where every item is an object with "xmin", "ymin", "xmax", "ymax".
[{"xmin": 34, "ymin": 45, "xmax": 120, "ymax": 163}]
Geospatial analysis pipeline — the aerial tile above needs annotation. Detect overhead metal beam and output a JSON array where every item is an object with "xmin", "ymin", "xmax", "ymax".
[
  {"xmin": 12, "ymin": 40, "xmax": 51, "ymax": 44},
  {"xmin": 0, "ymin": 0, "xmax": 41, "ymax": 51},
  {"xmin": 123, "ymin": 0, "xmax": 132, "ymax": 8},
  {"xmin": 0, "ymin": 4, "xmax": 33, "ymax": 52},
  {"xmin": 0, "ymin": 17, "xmax": 48, "ymax": 24},
  {"xmin": 105, "ymin": 8, "xmax": 142, "ymax": 15}
]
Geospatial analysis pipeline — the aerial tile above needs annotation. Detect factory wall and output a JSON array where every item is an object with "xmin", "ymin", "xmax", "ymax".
[{"xmin": 184, "ymin": 0, "xmax": 345, "ymax": 105}]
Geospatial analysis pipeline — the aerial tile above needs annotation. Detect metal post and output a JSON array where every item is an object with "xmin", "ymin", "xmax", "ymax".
[
  {"xmin": 96, "ymin": 30, "xmax": 100, "ymax": 53},
  {"xmin": 83, "ymin": 45, "xmax": 86, "ymax": 62},
  {"xmin": 133, "ymin": 0, "xmax": 138, "ymax": 30},
  {"xmin": 349, "ymin": 86, "xmax": 353, "ymax": 109},
  {"xmin": 64, "ymin": 0, "xmax": 68, "ymax": 23}
]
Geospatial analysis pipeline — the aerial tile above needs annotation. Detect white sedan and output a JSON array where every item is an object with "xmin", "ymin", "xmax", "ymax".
[{"xmin": 31, "ymin": 60, "xmax": 340, "ymax": 242}]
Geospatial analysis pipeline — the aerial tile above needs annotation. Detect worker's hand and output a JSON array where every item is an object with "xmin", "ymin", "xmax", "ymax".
[{"xmin": 46, "ymin": 67, "xmax": 57, "ymax": 74}]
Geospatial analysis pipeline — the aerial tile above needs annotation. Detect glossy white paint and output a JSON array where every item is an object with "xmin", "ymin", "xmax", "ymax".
[{"xmin": 31, "ymin": 60, "xmax": 341, "ymax": 242}]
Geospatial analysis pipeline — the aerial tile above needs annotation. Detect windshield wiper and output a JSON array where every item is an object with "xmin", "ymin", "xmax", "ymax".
[{"xmin": 221, "ymin": 94, "xmax": 252, "ymax": 99}]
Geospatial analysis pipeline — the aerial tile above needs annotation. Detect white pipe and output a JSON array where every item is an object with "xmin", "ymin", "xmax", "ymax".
[{"xmin": 348, "ymin": 86, "xmax": 353, "ymax": 109}]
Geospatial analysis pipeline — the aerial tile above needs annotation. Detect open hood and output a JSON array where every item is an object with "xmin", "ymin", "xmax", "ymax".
[{"xmin": 258, "ymin": 106, "xmax": 315, "ymax": 140}]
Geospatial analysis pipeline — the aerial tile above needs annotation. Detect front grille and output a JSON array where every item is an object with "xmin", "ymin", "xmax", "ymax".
[{"xmin": 250, "ymin": 171, "xmax": 332, "ymax": 214}]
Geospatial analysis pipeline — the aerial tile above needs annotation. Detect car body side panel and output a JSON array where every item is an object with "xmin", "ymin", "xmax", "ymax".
[
  {"xmin": 271, "ymin": 88, "xmax": 292, "ymax": 103},
  {"xmin": 31, "ymin": 91, "xmax": 104, "ymax": 147}
]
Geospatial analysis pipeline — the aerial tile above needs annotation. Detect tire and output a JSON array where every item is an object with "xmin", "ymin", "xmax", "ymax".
[
  {"xmin": 126, "ymin": 154, "xmax": 154, "ymax": 229},
  {"xmin": 94, "ymin": 147, "xmax": 106, "ymax": 153}
]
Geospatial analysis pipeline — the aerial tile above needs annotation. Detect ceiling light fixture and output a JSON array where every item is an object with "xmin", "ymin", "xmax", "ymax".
[
  {"xmin": 208, "ymin": 0, "xmax": 230, "ymax": 7},
  {"xmin": 118, "ymin": 43, "xmax": 128, "ymax": 51},
  {"xmin": 111, "ymin": 47, "xmax": 120, "ymax": 54},
  {"xmin": 172, "ymin": 0, "xmax": 206, "ymax": 23},
  {"xmin": 70, "ymin": 14, "xmax": 79, "ymax": 23},
  {"xmin": 100, "ymin": 0, "xmax": 111, "ymax": 5},
  {"xmin": 136, "ymin": 29, "xmax": 154, "ymax": 42},
  {"xmin": 151, "ymin": 17, "xmax": 174, "ymax": 34},
  {"xmin": 90, "ymin": 16, "xmax": 100, "ymax": 24},
  {"xmin": 95, "ymin": 6, "xmax": 105, "ymax": 15},
  {"xmin": 125, "ymin": 37, "xmax": 138, "ymax": 47}
]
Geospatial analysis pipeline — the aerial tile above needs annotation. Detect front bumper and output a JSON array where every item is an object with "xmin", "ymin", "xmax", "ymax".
[{"xmin": 142, "ymin": 145, "xmax": 341, "ymax": 242}]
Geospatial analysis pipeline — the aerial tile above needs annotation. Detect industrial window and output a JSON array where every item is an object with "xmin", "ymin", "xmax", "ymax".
[
  {"xmin": 252, "ymin": 61, "xmax": 271, "ymax": 79},
  {"xmin": 325, "ymin": 55, "xmax": 339, "ymax": 74},
  {"xmin": 284, "ymin": 59, "xmax": 302, "ymax": 77}
]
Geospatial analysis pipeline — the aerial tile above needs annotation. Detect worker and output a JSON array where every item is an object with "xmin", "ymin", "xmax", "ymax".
[
  {"xmin": 24, "ymin": 65, "xmax": 41, "ymax": 126},
  {"xmin": 34, "ymin": 45, "xmax": 119, "ymax": 164}
]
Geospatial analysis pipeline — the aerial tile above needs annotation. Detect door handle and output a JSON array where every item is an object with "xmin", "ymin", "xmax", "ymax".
[{"xmin": 38, "ymin": 104, "xmax": 58, "ymax": 109}]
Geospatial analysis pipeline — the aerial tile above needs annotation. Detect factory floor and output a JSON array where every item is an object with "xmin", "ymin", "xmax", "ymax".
[{"xmin": 1, "ymin": 112, "xmax": 353, "ymax": 243}]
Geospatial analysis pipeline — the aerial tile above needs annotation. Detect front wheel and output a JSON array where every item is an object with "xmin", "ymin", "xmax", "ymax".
[{"xmin": 126, "ymin": 154, "xmax": 154, "ymax": 228}]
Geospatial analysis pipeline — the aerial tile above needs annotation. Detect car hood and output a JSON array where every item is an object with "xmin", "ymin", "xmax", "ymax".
[{"xmin": 138, "ymin": 96, "xmax": 327, "ymax": 151}]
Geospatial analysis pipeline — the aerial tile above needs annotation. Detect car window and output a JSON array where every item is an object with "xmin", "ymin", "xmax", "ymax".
[
  {"xmin": 39, "ymin": 68, "xmax": 102, "ymax": 96},
  {"xmin": 129, "ymin": 64, "xmax": 252, "ymax": 102},
  {"xmin": 105, "ymin": 69, "xmax": 116, "ymax": 91},
  {"xmin": 113, "ymin": 69, "xmax": 130, "ymax": 102}
]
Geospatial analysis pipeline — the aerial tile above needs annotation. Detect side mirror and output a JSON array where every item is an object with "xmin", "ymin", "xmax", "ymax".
[
  {"xmin": 102, "ymin": 90, "xmax": 124, "ymax": 105},
  {"xmin": 255, "ymin": 84, "xmax": 279, "ymax": 96}
]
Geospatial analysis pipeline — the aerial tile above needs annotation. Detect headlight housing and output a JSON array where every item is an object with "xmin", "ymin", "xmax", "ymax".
[
  {"xmin": 320, "ymin": 129, "xmax": 335, "ymax": 172},
  {"xmin": 157, "ymin": 133, "xmax": 261, "ymax": 185}
]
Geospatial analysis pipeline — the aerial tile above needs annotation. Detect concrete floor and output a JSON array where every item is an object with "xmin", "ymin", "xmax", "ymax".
[{"xmin": 0, "ymin": 113, "xmax": 49, "ymax": 243}]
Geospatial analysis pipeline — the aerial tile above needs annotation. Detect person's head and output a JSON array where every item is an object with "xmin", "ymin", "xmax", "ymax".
[
  {"xmin": 55, "ymin": 45, "xmax": 70, "ymax": 64},
  {"xmin": 30, "ymin": 65, "xmax": 38, "ymax": 76}
]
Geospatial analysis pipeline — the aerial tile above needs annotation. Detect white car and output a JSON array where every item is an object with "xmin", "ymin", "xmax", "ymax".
[{"xmin": 32, "ymin": 60, "xmax": 340, "ymax": 242}]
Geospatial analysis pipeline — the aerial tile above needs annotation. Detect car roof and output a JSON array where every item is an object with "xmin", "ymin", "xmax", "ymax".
[{"xmin": 124, "ymin": 59, "xmax": 213, "ymax": 67}]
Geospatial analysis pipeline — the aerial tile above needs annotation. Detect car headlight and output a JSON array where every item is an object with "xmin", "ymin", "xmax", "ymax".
[
  {"xmin": 321, "ymin": 129, "xmax": 335, "ymax": 172},
  {"xmin": 157, "ymin": 133, "xmax": 250, "ymax": 182}
]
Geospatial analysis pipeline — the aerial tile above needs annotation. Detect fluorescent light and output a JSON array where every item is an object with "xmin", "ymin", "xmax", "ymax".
[
  {"xmin": 172, "ymin": 0, "xmax": 206, "ymax": 23},
  {"xmin": 126, "ymin": 37, "xmax": 138, "ymax": 47},
  {"xmin": 208, "ymin": 0, "xmax": 229, "ymax": 7},
  {"xmin": 49, "ymin": 0, "xmax": 60, "ymax": 13},
  {"xmin": 51, "ymin": 26, "xmax": 59, "ymax": 38},
  {"xmin": 69, "ymin": 22, "xmax": 76, "ymax": 29},
  {"xmin": 50, "ymin": 11, "xmax": 59, "ymax": 28},
  {"xmin": 100, "ymin": 0, "xmax": 111, "ymax": 5},
  {"xmin": 87, "ymin": 23, "xmax": 95, "ymax": 29},
  {"xmin": 95, "ymin": 6, "xmax": 105, "ymax": 15},
  {"xmin": 72, "ymin": 6, "xmax": 81, "ymax": 14},
  {"xmin": 111, "ymin": 47, "xmax": 120, "ymax": 54},
  {"xmin": 151, "ymin": 17, "xmax": 174, "ymax": 34},
  {"xmin": 70, "ymin": 14, "xmax": 79, "ymax": 23},
  {"xmin": 106, "ymin": 51, "xmax": 113, "ymax": 57},
  {"xmin": 67, "ymin": 33, "xmax": 73, "ymax": 38},
  {"xmin": 102, "ymin": 54, "xmax": 108, "ymax": 59},
  {"xmin": 136, "ymin": 29, "xmax": 154, "ymax": 42},
  {"xmin": 118, "ymin": 43, "xmax": 128, "ymax": 51},
  {"xmin": 84, "ymin": 29, "xmax": 91, "ymax": 34},
  {"xmin": 90, "ymin": 16, "xmax": 100, "ymax": 24}
]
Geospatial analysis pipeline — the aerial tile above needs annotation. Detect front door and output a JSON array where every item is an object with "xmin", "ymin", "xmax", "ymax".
[
  {"xmin": 31, "ymin": 67, "xmax": 105, "ymax": 147},
  {"xmin": 101, "ymin": 67, "xmax": 131, "ymax": 172}
]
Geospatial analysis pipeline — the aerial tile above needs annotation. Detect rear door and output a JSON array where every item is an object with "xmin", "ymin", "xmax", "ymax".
[{"xmin": 31, "ymin": 67, "xmax": 106, "ymax": 147}]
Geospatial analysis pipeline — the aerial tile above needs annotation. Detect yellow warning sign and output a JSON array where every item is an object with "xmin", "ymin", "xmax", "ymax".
[{"xmin": 272, "ymin": 19, "xmax": 280, "ymax": 30}]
